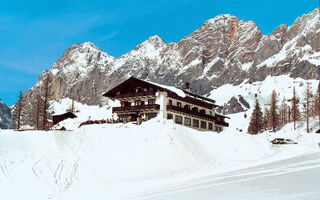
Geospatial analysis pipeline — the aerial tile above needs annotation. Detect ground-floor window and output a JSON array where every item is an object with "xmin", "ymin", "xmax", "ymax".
[
  {"xmin": 146, "ymin": 113, "xmax": 157, "ymax": 120},
  {"xmin": 201, "ymin": 121, "xmax": 207, "ymax": 129},
  {"xmin": 167, "ymin": 113, "xmax": 173, "ymax": 119},
  {"xmin": 184, "ymin": 117, "xmax": 191, "ymax": 126},
  {"xmin": 193, "ymin": 119, "xmax": 199, "ymax": 128},
  {"xmin": 208, "ymin": 122, "xmax": 213, "ymax": 130},
  {"xmin": 175, "ymin": 115, "xmax": 183, "ymax": 124}
]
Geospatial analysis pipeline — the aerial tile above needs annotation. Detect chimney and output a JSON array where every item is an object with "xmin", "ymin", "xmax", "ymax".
[{"xmin": 184, "ymin": 82, "xmax": 191, "ymax": 92}]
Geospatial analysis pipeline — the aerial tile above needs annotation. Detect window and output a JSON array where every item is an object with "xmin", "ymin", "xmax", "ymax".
[
  {"xmin": 167, "ymin": 114, "xmax": 173, "ymax": 120},
  {"xmin": 121, "ymin": 101, "xmax": 130, "ymax": 107},
  {"xmin": 200, "ymin": 109, "xmax": 206, "ymax": 114},
  {"xmin": 208, "ymin": 123, "xmax": 213, "ymax": 130},
  {"xmin": 146, "ymin": 113, "xmax": 157, "ymax": 120},
  {"xmin": 148, "ymin": 99, "xmax": 156, "ymax": 105},
  {"xmin": 209, "ymin": 111, "xmax": 212, "ymax": 116},
  {"xmin": 184, "ymin": 117, "xmax": 191, "ymax": 126},
  {"xmin": 177, "ymin": 102, "xmax": 182, "ymax": 108},
  {"xmin": 185, "ymin": 104, "xmax": 190, "ymax": 110},
  {"xmin": 192, "ymin": 107, "xmax": 198, "ymax": 112},
  {"xmin": 175, "ymin": 115, "xmax": 183, "ymax": 124},
  {"xmin": 135, "ymin": 100, "xmax": 141, "ymax": 106},
  {"xmin": 148, "ymin": 87, "xmax": 154, "ymax": 91},
  {"xmin": 201, "ymin": 121, "xmax": 207, "ymax": 129},
  {"xmin": 168, "ymin": 99, "xmax": 173, "ymax": 105},
  {"xmin": 193, "ymin": 119, "xmax": 199, "ymax": 128},
  {"xmin": 135, "ymin": 88, "xmax": 142, "ymax": 93},
  {"xmin": 215, "ymin": 126, "xmax": 222, "ymax": 132}
]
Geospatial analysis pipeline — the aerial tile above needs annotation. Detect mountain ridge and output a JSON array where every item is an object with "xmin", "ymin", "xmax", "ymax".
[{"xmin": 21, "ymin": 8, "xmax": 320, "ymax": 118}]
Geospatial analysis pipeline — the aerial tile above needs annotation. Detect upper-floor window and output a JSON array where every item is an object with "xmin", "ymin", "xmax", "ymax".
[
  {"xmin": 148, "ymin": 99, "xmax": 156, "ymax": 105},
  {"xmin": 135, "ymin": 87, "xmax": 143, "ymax": 93},
  {"xmin": 168, "ymin": 99, "xmax": 173, "ymax": 105},
  {"xmin": 200, "ymin": 109, "xmax": 206, "ymax": 114},
  {"xmin": 209, "ymin": 111, "xmax": 212, "ymax": 116},
  {"xmin": 148, "ymin": 87, "xmax": 154, "ymax": 91},
  {"xmin": 192, "ymin": 107, "xmax": 198, "ymax": 112},
  {"xmin": 177, "ymin": 102, "xmax": 182, "ymax": 108},
  {"xmin": 184, "ymin": 104, "xmax": 190, "ymax": 110},
  {"xmin": 135, "ymin": 100, "xmax": 141, "ymax": 106}
]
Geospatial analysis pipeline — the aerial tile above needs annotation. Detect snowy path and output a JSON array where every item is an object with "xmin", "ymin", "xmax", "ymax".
[{"xmin": 131, "ymin": 152, "xmax": 320, "ymax": 200}]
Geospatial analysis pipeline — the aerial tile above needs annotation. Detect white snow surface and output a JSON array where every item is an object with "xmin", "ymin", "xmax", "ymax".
[
  {"xmin": 0, "ymin": 114, "xmax": 319, "ymax": 199},
  {"xmin": 209, "ymin": 75, "xmax": 320, "ymax": 108},
  {"xmin": 50, "ymin": 98, "xmax": 116, "ymax": 130}
]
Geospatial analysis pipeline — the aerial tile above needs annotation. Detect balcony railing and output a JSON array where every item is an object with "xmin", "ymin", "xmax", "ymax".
[
  {"xmin": 166, "ymin": 105, "xmax": 229, "ymax": 127},
  {"xmin": 115, "ymin": 91, "xmax": 156, "ymax": 99},
  {"xmin": 113, "ymin": 104, "xmax": 160, "ymax": 113}
]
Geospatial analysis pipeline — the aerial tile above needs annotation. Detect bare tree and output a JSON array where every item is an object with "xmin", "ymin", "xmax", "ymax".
[
  {"xmin": 316, "ymin": 81, "xmax": 320, "ymax": 126},
  {"xmin": 303, "ymin": 83, "xmax": 312, "ymax": 133},
  {"xmin": 32, "ymin": 91, "xmax": 43, "ymax": 130},
  {"xmin": 269, "ymin": 90, "xmax": 279, "ymax": 132},
  {"xmin": 280, "ymin": 97, "xmax": 288, "ymax": 125},
  {"xmin": 67, "ymin": 99, "xmax": 75, "ymax": 113},
  {"xmin": 263, "ymin": 106, "xmax": 270, "ymax": 131},
  {"xmin": 291, "ymin": 86, "xmax": 300, "ymax": 130},
  {"xmin": 12, "ymin": 91, "xmax": 24, "ymax": 130},
  {"xmin": 41, "ymin": 72, "xmax": 53, "ymax": 130}
]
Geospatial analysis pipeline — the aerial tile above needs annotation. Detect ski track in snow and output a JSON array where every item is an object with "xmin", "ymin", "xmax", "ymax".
[{"xmin": 130, "ymin": 153, "xmax": 320, "ymax": 200}]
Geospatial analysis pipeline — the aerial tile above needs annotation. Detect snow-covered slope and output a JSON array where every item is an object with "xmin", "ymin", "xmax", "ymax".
[
  {"xmin": 210, "ymin": 75, "xmax": 320, "ymax": 114},
  {"xmin": 50, "ymin": 98, "xmax": 116, "ymax": 130},
  {"xmin": 0, "ymin": 117, "xmax": 319, "ymax": 200}
]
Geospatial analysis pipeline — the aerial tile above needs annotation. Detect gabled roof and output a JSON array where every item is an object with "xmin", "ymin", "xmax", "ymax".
[{"xmin": 103, "ymin": 77, "xmax": 218, "ymax": 108}]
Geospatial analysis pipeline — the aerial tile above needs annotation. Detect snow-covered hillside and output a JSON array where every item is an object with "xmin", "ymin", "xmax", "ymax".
[
  {"xmin": 209, "ymin": 75, "xmax": 320, "ymax": 114},
  {"xmin": 0, "ymin": 115, "xmax": 320, "ymax": 199}
]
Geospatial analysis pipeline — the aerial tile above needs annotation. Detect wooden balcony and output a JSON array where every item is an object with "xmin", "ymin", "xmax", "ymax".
[
  {"xmin": 114, "ymin": 91, "xmax": 156, "ymax": 99},
  {"xmin": 166, "ymin": 105, "xmax": 229, "ymax": 127},
  {"xmin": 113, "ymin": 104, "xmax": 160, "ymax": 113}
]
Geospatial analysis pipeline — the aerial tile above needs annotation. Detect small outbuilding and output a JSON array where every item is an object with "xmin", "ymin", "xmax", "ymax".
[{"xmin": 52, "ymin": 112, "xmax": 77, "ymax": 125}]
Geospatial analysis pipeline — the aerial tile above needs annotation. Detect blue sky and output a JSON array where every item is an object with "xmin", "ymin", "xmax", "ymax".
[{"xmin": 0, "ymin": 0, "xmax": 317, "ymax": 106}]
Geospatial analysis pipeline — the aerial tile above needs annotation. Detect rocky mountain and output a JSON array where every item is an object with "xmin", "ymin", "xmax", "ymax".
[
  {"xmin": 0, "ymin": 99, "xmax": 12, "ymax": 129},
  {"xmin": 23, "ymin": 8, "xmax": 320, "ymax": 114}
]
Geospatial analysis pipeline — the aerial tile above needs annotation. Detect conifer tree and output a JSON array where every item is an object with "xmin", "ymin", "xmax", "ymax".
[
  {"xmin": 248, "ymin": 99, "xmax": 263, "ymax": 134},
  {"xmin": 269, "ymin": 90, "xmax": 279, "ymax": 132}
]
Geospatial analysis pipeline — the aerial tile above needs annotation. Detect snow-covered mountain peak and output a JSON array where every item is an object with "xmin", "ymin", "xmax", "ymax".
[{"xmin": 206, "ymin": 14, "xmax": 238, "ymax": 25}]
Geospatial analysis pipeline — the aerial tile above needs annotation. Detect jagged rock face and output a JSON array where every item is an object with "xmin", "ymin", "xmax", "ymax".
[
  {"xmin": 23, "ymin": 9, "xmax": 320, "ymax": 112},
  {"xmin": 217, "ymin": 95, "xmax": 250, "ymax": 114},
  {"xmin": 0, "ymin": 99, "xmax": 12, "ymax": 129}
]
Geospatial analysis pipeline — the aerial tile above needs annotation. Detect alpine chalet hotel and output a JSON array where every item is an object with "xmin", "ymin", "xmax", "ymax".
[{"xmin": 103, "ymin": 77, "xmax": 229, "ymax": 132}]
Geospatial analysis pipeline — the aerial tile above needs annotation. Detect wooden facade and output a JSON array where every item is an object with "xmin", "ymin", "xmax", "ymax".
[
  {"xmin": 52, "ymin": 112, "xmax": 77, "ymax": 125},
  {"xmin": 103, "ymin": 77, "xmax": 229, "ymax": 131}
]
